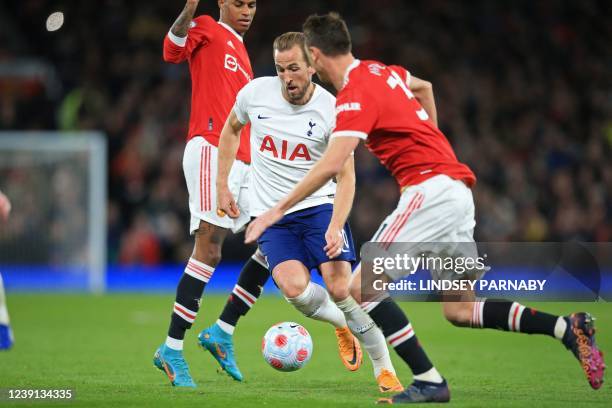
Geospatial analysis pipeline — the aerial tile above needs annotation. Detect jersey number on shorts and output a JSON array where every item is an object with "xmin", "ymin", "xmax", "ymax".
[{"xmin": 386, "ymin": 71, "xmax": 429, "ymax": 121}]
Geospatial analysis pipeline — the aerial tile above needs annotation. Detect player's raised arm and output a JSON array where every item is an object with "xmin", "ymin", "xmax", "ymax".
[
  {"xmin": 163, "ymin": 0, "xmax": 203, "ymax": 63},
  {"xmin": 216, "ymin": 109, "xmax": 245, "ymax": 218},
  {"xmin": 409, "ymin": 75, "xmax": 438, "ymax": 127},
  {"xmin": 325, "ymin": 154, "xmax": 356, "ymax": 258}
]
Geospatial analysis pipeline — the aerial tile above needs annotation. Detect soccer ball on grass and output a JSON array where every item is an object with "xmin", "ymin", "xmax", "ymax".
[{"xmin": 262, "ymin": 322, "xmax": 313, "ymax": 372}]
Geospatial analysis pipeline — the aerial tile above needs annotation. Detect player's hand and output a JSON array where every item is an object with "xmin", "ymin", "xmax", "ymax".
[
  {"xmin": 217, "ymin": 185, "xmax": 240, "ymax": 219},
  {"xmin": 245, "ymin": 207, "xmax": 283, "ymax": 244},
  {"xmin": 324, "ymin": 225, "xmax": 345, "ymax": 259},
  {"xmin": 0, "ymin": 191, "xmax": 11, "ymax": 222},
  {"xmin": 186, "ymin": 0, "xmax": 200, "ymax": 6}
]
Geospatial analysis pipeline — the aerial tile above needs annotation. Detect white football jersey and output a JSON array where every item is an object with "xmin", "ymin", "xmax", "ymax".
[{"xmin": 233, "ymin": 76, "xmax": 337, "ymax": 216}]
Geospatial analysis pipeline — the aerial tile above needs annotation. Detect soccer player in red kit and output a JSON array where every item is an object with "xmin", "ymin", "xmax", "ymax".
[
  {"xmin": 246, "ymin": 13, "xmax": 605, "ymax": 403},
  {"xmin": 154, "ymin": 0, "xmax": 270, "ymax": 388}
]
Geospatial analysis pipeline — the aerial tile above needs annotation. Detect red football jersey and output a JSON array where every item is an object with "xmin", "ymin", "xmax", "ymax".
[
  {"xmin": 333, "ymin": 60, "xmax": 476, "ymax": 188},
  {"xmin": 163, "ymin": 15, "xmax": 253, "ymax": 163}
]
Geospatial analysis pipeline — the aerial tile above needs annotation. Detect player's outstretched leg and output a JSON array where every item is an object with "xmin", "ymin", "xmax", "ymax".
[
  {"xmin": 321, "ymin": 261, "xmax": 402, "ymax": 392},
  {"xmin": 277, "ymin": 260, "xmax": 363, "ymax": 372},
  {"xmin": 199, "ymin": 249, "xmax": 270, "ymax": 381},
  {"xmin": 354, "ymin": 268, "xmax": 447, "ymax": 378},
  {"xmin": 561, "ymin": 312, "xmax": 605, "ymax": 389},
  {"xmin": 0, "ymin": 273, "xmax": 14, "ymax": 351},
  {"xmin": 286, "ymin": 280, "xmax": 363, "ymax": 372},
  {"xmin": 154, "ymin": 221, "xmax": 227, "ymax": 387},
  {"xmin": 447, "ymin": 297, "xmax": 605, "ymax": 389},
  {"xmin": 352, "ymin": 266, "xmax": 450, "ymax": 403},
  {"xmin": 335, "ymin": 295, "xmax": 403, "ymax": 392}
]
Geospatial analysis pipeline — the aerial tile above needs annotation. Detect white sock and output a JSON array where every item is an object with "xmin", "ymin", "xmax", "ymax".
[
  {"xmin": 311, "ymin": 291, "xmax": 347, "ymax": 329},
  {"xmin": 414, "ymin": 367, "xmax": 444, "ymax": 383},
  {"xmin": 165, "ymin": 336, "xmax": 184, "ymax": 351},
  {"xmin": 286, "ymin": 282, "xmax": 347, "ymax": 329},
  {"xmin": 0, "ymin": 274, "xmax": 9, "ymax": 325},
  {"xmin": 335, "ymin": 296, "xmax": 395, "ymax": 377},
  {"xmin": 554, "ymin": 317, "xmax": 568, "ymax": 340},
  {"xmin": 216, "ymin": 319, "xmax": 235, "ymax": 335}
]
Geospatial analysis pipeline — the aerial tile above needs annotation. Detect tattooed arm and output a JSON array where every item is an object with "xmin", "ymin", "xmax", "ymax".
[
  {"xmin": 163, "ymin": 0, "xmax": 205, "ymax": 63},
  {"xmin": 171, "ymin": 0, "xmax": 200, "ymax": 37}
]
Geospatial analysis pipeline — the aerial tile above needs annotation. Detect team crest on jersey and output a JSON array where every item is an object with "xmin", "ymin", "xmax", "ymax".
[
  {"xmin": 224, "ymin": 54, "xmax": 238, "ymax": 72},
  {"xmin": 306, "ymin": 120, "xmax": 317, "ymax": 137},
  {"xmin": 368, "ymin": 63, "xmax": 386, "ymax": 76}
]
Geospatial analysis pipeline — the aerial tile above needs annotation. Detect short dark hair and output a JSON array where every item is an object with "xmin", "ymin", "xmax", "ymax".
[
  {"xmin": 273, "ymin": 32, "xmax": 312, "ymax": 65},
  {"xmin": 302, "ymin": 12, "xmax": 352, "ymax": 56}
]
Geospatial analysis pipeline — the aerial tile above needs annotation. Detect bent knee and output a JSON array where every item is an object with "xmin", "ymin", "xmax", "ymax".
[
  {"xmin": 277, "ymin": 278, "xmax": 308, "ymax": 299},
  {"xmin": 193, "ymin": 243, "xmax": 223, "ymax": 266},
  {"xmin": 327, "ymin": 285, "xmax": 350, "ymax": 302}
]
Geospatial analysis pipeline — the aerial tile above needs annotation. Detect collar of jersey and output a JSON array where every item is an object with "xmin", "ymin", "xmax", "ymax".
[
  {"xmin": 217, "ymin": 21, "xmax": 244, "ymax": 42},
  {"xmin": 342, "ymin": 59, "xmax": 361, "ymax": 88}
]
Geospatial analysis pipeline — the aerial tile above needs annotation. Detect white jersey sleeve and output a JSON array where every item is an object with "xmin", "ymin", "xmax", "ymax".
[{"xmin": 233, "ymin": 80, "xmax": 258, "ymax": 124}]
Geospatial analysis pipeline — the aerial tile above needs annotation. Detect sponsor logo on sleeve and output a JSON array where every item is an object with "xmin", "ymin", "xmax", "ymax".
[{"xmin": 336, "ymin": 102, "xmax": 361, "ymax": 114}]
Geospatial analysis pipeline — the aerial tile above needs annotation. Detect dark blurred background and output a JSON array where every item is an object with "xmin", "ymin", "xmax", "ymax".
[{"xmin": 1, "ymin": 0, "xmax": 611, "ymax": 266}]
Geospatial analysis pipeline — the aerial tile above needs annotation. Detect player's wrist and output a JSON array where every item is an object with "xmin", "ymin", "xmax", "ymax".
[
  {"xmin": 328, "ymin": 220, "xmax": 343, "ymax": 232},
  {"xmin": 167, "ymin": 30, "xmax": 187, "ymax": 46}
]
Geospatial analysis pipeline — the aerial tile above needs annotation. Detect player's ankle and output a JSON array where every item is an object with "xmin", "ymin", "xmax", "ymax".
[
  {"xmin": 215, "ymin": 319, "xmax": 235, "ymax": 336},
  {"xmin": 413, "ymin": 367, "xmax": 444, "ymax": 384}
]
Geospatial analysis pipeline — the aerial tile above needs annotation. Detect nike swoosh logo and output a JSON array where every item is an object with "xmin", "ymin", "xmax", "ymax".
[
  {"xmin": 379, "ymin": 385, "xmax": 392, "ymax": 392},
  {"xmin": 258, "ymin": 114, "xmax": 271, "ymax": 119},
  {"xmin": 289, "ymin": 324, "xmax": 299, "ymax": 328},
  {"xmin": 347, "ymin": 341, "xmax": 358, "ymax": 365},
  {"xmin": 215, "ymin": 343, "xmax": 227, "ymax": 360},
  {"xmin": 162, "ymin": 362, "xmax": 176, "ymax": 382}
]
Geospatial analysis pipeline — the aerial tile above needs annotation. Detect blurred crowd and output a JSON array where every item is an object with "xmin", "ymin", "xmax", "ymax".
[{"xmin": 0, "ymin": 0, "xmax": 610, "ymax": 264}]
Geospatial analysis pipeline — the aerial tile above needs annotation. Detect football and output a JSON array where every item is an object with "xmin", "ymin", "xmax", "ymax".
[{"xmin": 262, "ymin": 322, "xmax": 313, "ymax": 372}]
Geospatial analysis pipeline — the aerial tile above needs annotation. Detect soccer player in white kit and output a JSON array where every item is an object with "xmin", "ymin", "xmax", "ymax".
[{"xmin": 216, "ymin": 32, "xmax": 404, "ymax": 392}]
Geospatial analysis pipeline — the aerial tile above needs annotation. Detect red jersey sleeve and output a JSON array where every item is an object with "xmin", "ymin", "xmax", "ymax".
[
  {"xmin": 163, "ymin": 15, "xmax": 214, "ymax": 63},
  {"xmin": 332, "ymin": 86, "xmax": 379, "ymax": 140}
]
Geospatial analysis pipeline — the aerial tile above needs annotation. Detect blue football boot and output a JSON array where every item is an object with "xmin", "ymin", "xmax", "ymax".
[
  {"xmin": 153, "ymin": 344, "xmax": 196, "ymax": 387},
  {"xmin": 198, "ymin": 324, "xmax": 243, "ymax": 381}
]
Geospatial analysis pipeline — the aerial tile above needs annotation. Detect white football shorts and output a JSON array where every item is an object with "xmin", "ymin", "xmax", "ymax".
[
  {"xmin": 370, "ymin": 174, "xmax": 482, "ymax": 281},
  {"xmin": 183, "ymin": 136, "xmax": 250, "ymax": 234}
]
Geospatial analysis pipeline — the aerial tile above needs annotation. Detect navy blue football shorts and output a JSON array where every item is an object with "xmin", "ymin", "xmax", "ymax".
[{"xmin": 257, "ymin": 203, "xmax": 357, "ymax": 272}]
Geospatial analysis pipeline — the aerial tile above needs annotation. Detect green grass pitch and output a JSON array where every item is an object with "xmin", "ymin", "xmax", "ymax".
[{"xmin": 0, "ymin": 294, "xmax": 610, "ymax": 407}]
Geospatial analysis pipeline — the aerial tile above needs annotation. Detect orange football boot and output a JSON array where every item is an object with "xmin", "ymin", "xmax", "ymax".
[{"xmin": 335, "ymin": 326, "xmax": 363, "ymax": 371}]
